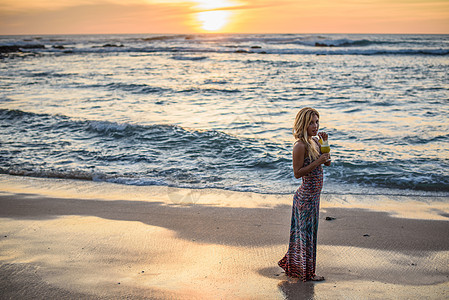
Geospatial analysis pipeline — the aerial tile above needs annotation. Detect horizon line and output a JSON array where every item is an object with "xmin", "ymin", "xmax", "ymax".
[{"xmin": 1, "ymin": 32, "xmax": 448, "ymax": 36}]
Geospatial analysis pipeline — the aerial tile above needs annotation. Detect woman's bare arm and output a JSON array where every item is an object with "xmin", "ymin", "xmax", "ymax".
[{"xmin": 293, "ymin": 142, "xmax": 330, "ymax": 178}]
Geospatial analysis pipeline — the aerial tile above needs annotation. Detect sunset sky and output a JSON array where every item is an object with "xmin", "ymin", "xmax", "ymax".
[{"xmin": 0, "ymin": 0, "xmax": 448, "ymax": 35}]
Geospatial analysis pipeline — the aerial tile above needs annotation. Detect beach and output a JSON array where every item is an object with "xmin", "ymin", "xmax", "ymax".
[
  {"xmin": 1, "ymin": 33, "xmax": 448, "ymax": 298},
  {"xmin": 1, "ymin": 174, "xmax": 448, "ymax": 299}
]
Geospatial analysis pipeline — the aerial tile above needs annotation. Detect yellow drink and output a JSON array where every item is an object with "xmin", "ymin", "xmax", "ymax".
[
  {"xmin": 321, "ymin": 145, "xmax": 330, "ymax": 153},
  {"xmin": 320, "ymin": 139, "xmax": 330, "ymax": 153}
]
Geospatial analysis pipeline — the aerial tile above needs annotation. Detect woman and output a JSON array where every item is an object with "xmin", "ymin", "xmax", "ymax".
[{"xmin": 278, "ymin": 107, "xmax": 331, "ymax": 281}]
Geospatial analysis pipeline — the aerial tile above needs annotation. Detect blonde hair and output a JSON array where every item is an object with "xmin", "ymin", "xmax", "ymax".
[{"xmin": 293, "ymin": 107, "xmax": 320, "ymax": 160}]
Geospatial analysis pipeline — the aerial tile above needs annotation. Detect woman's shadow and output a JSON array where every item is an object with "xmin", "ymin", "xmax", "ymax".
[
  {"xmin": 278, "ymin": 279, "xmax": 315, "ymax": 300},
  {"xmin": 258, "ymin": 267, "xmax": 315, "ymax": 300}
]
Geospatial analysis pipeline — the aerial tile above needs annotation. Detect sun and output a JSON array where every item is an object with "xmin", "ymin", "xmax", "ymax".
[
  {"xmin": 196, "ymin": 10, "xmax": 231, "ymax": 31},
  {"xmin": 191, "ymin": 0, "xmax": 238, "ymax": 32}
]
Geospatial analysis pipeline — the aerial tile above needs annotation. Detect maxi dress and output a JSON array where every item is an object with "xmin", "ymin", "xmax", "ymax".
[{"xmin": 278, "ymin": 142, "xmax": 324, "ymax": 281}]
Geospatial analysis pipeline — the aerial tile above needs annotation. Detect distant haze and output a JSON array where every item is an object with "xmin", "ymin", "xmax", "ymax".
[{"xmin": 0, "ymin": 0, "xmax": 448, "ymax": 35}]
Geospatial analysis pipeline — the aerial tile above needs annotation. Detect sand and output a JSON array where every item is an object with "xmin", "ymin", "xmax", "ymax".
[{"xmin": 0, "ymin": 174, "xmax": 448, "ymax": 299}]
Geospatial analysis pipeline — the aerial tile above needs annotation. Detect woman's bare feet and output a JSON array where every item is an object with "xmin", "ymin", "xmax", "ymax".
[{"xmin": 310, "ymin": 275, "xmax": 325, "ymax": 281}]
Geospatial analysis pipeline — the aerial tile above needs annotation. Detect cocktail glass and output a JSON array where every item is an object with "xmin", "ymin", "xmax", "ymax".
[
  {"xmin": 320, "ymin": 140, "xmax": 330, "ymax": 153},
  {"xmin": 319, "ymin": 137, "xmax": 331, "ymax": 163}
]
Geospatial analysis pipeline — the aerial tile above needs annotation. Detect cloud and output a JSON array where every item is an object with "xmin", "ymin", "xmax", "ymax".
[
  {"xmin": 0, "ymin": 1, "xmax": 193, "ymax": 34},
  {"xmin": 0, "ymin": 0, "xmax": 95, "ymax": 13},
  {"xmin": 0, "ymin": 0, "xmax": 195, "ymax": 14},
  {"xmin": 192, "ymin": 0, "xmax": 295, "ymax": 12}
]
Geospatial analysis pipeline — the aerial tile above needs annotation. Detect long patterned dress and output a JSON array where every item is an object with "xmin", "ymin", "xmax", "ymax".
[{"xmin": 278, "ymin": 142, "xmax": 324, "ymax": 281}]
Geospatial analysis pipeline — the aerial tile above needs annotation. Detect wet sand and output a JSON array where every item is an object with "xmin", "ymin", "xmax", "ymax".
[{"xmin": 0, "ymin": 175, "xmax": 448, "ymax": 299}]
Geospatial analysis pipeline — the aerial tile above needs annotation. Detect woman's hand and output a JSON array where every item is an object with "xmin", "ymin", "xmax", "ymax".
[
  {"xmin": 317, "ymin": 153, "xmax": 331, "ymax": 165},
  {"xmin": 318, "ymin": 131, "xmax": 328, "ymax": 141}
]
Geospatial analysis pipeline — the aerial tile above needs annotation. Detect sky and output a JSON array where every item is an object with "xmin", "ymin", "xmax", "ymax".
[{"xmin": 0, "ymin": 0, "xmax": 448, "ymax": 35}]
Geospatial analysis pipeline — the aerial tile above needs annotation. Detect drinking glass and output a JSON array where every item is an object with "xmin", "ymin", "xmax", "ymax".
[{"xmin": 319, "ymin": 137, "xmax": 331, "ymax": 163}]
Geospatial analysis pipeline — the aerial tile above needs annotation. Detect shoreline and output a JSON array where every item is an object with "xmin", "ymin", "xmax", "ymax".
[
  {"xmin": 1, "ymin": 174, "xmax": 448, "ymax": 220},
  {"xmin": 1, "ymin": 174, "xmax": 448, "ymax": 299}
]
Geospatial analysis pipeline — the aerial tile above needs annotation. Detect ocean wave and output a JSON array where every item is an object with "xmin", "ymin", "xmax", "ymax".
[
  {"xmin": 330, "ymin": 161, "xmax": 449, "ymax": 192},
  {"xmin": 0, "ymin": 108, "xmax": 287, "ymax": 189},
  {"xmin": 294, "ymin": 38, "xmax": 374, "ymax": 47},
  {"xmin": 1, "ymin": 108, "xmax": 448, "ymax": 195},
  {"xmin": 3, "ymin": 41, "xmax": 447, "ymax": 57},
  {"xmin": 0, "ymin": 44, "xmax": 46, "ymax": 53},
  {"xmin": 220, "ymin": 35, "xmax": 409, "ymax": 48},
  {"xmin": 1, "ymin": 165, "xmax": 448, "ymax": 196},
  {"xmin": 177, "ymin": 87, "xmax": 241, "ymax": 94},
  {"xmin": 171, "ymin": 55, "xmax": 208, "ymax": 61},
  {"xmin": 25, "ymin": 47, "xmax": 446, "ymax": 56},
  {"xmin": 1, "ymin": 167, "xmax": 95, "ymax": 181},
  {"xmin": 87, "ymin": 120, "xmax": 135, "ymax": 133},
  {"xmin": 106, "ymin": 83, "xmax": 169, "ymax": 94},
  {"xmin": 0, "ymin": 108, "xmax": 255, "ymax": 151},
  {"xmin": 81, "ymin": 82, "xmax": 170, "ymax": 94},
  {"xmin": 0, "ymin": 108, "xmax": 49, "ymax": 119},
  {"xmin": 81, "ymin": 81, "xmax": 240, "ymax": 94},
  {"xmin": 264, "ymin": 48, "xmax": 449, "ymax": 56},
  {"xmin": 140, "ymin": 35, "xmax": 189, "ymax": 42}
]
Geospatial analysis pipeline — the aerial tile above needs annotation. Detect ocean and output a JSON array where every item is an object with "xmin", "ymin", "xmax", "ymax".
[{"xmin": 1, "ymin": 33, "xmax": 448, "ymax": 197}]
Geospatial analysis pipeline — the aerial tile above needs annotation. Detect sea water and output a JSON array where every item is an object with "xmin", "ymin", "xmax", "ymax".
[{"xmin": 1, "ymin": 34, "xmax": 448, "ymax": 196}]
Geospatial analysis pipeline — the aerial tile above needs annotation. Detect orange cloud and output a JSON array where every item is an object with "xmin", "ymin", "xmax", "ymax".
[{"xmin": 0, "ymin": 2, "xmax": 193, "ymax": 34}]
